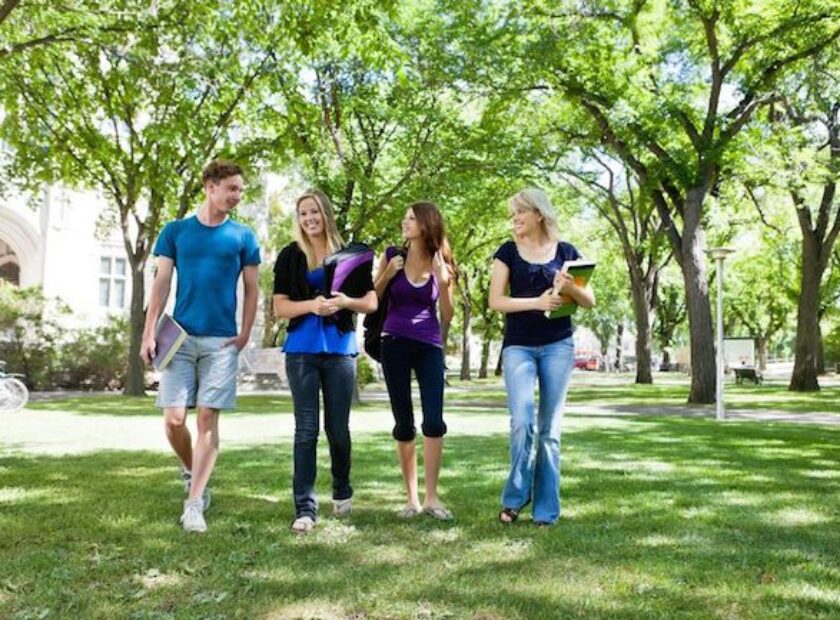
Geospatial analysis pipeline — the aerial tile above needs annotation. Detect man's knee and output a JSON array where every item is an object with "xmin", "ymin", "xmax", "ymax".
[
  {"xmin": 195, "ymin": 407, "xmax": 219, "ymax": 431},
  {"xmin": 164, "ymin": 408, "xmax": 188, "ymax": 430}
]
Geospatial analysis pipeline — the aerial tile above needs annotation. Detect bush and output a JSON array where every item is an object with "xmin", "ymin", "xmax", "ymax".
[
  {"xmin": 357, "ymin": 355, "xmax": 377, "ymax": 386},
  {"xmin": 824, "ymin": 323, "xmax": 840, "ymax": 368},
  {"xmin": 0, "ymin": 285, "xmax": 66, "ymax": 389},
  {"xmin": 0, "ymin": 284, "xmax": 129, "ymax": 390},
  {"xmin": 55, "ymin": 317, "xmax": 130, "ymax": 390}
]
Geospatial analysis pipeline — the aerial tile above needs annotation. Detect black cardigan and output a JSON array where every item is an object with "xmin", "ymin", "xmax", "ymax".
[{"xmin": 273, "ymin": 241, "xmax": 373, "ymax": 334}]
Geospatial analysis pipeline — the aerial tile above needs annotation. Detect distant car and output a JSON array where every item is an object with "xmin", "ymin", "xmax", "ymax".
[{"xmin": 574, "ymin": 356, "xmax": 600, "ymax": 371}]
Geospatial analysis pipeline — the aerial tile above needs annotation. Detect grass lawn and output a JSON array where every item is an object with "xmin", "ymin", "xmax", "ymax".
[
  {"xmin": 1, "ymin": 416, "xmax": 839, "ymax": 618},
  {"xmin": 25, "ymin": 373, "xmax": 840, "ymax": 417}
]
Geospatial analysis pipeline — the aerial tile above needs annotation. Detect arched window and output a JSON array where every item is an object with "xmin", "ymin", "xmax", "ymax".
[{"xmin": 0, "ymin": 239, "xmax": 20, "ymax": 286}]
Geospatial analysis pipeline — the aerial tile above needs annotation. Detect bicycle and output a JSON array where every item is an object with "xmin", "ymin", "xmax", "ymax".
[{"xmin": 0, "ymin": 361, "xmax": 29, "ymax": 412}]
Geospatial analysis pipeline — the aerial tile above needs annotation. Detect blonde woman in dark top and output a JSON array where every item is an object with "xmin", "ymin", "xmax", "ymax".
[{"xmin": 489, "ymin": 188, "xmax": 594, "ymax": 526}]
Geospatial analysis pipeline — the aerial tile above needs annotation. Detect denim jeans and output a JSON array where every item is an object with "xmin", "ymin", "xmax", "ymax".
[
  {"xmin": 286, "ymin": 353, "xmax": 355, "ymax": 519},
  {"xmin": 501, "ymin": 337, "xmax": 574, "ymax": 524},
  {"xmin": 380, "ymin": 336, "xmax": 447, "ymax": 441}
]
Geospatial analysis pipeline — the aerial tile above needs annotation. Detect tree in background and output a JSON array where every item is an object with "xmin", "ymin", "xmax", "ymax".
[
  {"xmin": 557, "ymin": 151, "xmax": 671, "ymax": 383},
  {"xmin": 724, "ymin": 234, "xmax": 797, "ymax": 370},
  {"xmin": 575, "ymin": 246, "xmax": 632, "ymax": 370},
  {"xmin": 0, "ymin": 1, "xmax": 372, "ymax": 394},
  {"xmin": 748, "ymin": 55, "xmax": 840, "ymax": 390},
  {"xmin": 654, "ymin": 280, "xmax": 688, "ymax": 371},
  {"xmin": 472, "ymin": 0, "xmax": 840, "ymax": 401}
]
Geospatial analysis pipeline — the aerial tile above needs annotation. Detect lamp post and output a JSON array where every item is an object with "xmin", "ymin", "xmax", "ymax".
[{"xmin": 707, "ymin": 247, "xmax": 735, "ymax": 420}]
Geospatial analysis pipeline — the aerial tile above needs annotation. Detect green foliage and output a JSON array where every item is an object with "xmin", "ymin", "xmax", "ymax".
[
  {"xmin": 55, "ymin": 316, "xmax": 130, "ymax": 390},
  {"xmin": 654, "ymin": 280, "xmax": 688, "ymax": 364},
  {"xmin": 574, "ymin": 234, "xmax": 633, "ymax": 355},
  {"xmin": 356, "ymin": 355, "xmax": 376, "ymax": 386},
  {"xmin": 0, "ymin": 284, "xmax": 68, "ymax": 389},
  {"xmin": 0, "ymin": 284, "xmax": 130, "ymax": 389},
  {"xmin": 823, "ymin": 322, "xmax": 840, "ymax": 366}
]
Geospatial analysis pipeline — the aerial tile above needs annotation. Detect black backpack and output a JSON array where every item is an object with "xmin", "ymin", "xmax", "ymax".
[{"xmin": 363, "ymin": 248, "xmax": 405, "ymax": 362}]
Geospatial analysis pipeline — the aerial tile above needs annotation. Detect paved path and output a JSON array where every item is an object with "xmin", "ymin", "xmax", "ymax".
[{"xmin": 2, "ymin": 396, "xmax": 837, "ymax": 456}]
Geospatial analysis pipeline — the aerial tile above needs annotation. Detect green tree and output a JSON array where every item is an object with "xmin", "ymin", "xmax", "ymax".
[
  {"xmin": 654, "ymin": 281, "xmax": 688, "ymax": 370},
  {"xmin": 557, "ymin": 151, "xmax": 672, "ymax": 383},
  {"xmin": 0, "ymin": 284, "xmax": 68, "ymax": 389},
  {"xmin": 724, "ymin": 234, "xmax": 797, "ymax": 370},
  {"xmin": 758, "ymin": 57, "xmax": 840, "ymax": 390},
  {"xmin": 0, "ymin": 1, "xmax": 298, "ymax": 394},
  {"xmin": 477, "ymin": 0, "xmax": 840, "ymax": 401},
  {"xmin": 575, "ymin": 245, "xmax": 632, "ymax": 369}
]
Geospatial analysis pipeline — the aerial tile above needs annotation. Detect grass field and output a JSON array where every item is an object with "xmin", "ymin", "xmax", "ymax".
[
  {"xmin": 26, "ymin": 372, "xmax": 840, "ymax": 417},
  {"xmin": 2, "ymin": 412, "xmax": 839, "ymax": 618}
]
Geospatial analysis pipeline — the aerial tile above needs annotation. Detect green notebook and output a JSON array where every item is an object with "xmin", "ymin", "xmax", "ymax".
[{"xmin": 545, "ymin": 260, "xmax": 596, "ymax": 319}]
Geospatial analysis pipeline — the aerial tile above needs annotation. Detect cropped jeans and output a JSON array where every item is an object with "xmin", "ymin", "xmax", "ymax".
[{"xmin": 501, "ymin": 337, "xmax": 574, "ymax": 524}]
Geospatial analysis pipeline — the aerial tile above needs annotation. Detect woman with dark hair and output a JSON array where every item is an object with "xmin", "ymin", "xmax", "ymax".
[
  {"xmin": 489, "ymin": 188, "xmax": 595, "ymax": 527},
  {"xmin": 273, "ymin": 189, "xmax": 378, "ymax": 534},
  {"xmin": 373, "ymin": 202, "xmax": 456, "ymax": 520}
]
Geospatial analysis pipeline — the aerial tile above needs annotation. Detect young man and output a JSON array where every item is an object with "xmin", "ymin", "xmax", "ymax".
[{"xmin": 140, "ymin": 161, "xmax": 260, "ymax": 533}]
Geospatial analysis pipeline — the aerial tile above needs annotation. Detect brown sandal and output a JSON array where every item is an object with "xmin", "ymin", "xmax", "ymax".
[{"xmin": 499, "ymin": 507, "xmax": 519, "ymax": 524}]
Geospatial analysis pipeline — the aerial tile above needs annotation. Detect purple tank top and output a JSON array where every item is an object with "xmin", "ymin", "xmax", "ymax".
[{"xmin": 382, "ymin": 246, "xmax": 442, "ymax": 347}]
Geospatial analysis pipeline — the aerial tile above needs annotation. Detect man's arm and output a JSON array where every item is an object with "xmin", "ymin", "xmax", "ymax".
[
  {"xmin": 226, "ymin": 264, "xmax": 259, "ymax": 350},
  {"xmin": 140, "ymin": 257, "xmax": 174, "ymax": 364}
]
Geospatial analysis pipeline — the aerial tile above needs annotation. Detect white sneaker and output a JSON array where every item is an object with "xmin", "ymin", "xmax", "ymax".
[
  {"xmin": 181, "ymin": 468, "xmax": 211, "ymax": 511},
  {"xmin": 180, "ymin": 498, "xmax": 206, "ymax": 533},
  {"xmin": 333, "ymin": 498, "xmax": 352, "ymax": 517}
]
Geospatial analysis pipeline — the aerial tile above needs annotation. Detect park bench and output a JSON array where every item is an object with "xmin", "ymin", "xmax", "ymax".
[{"xmin": 734, "ymin": 366, "xmax": 762, "ymax": 385}]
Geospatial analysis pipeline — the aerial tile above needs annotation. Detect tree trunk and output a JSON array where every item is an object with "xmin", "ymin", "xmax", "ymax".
[
  {"xmin": 629, "ymin": 274, "xmax": 653, "ymax": 383},
  {"xmin": 681, "ymin": 191, "xmax": 716, "ymax": 403},
  {"xmin": 661, "ymin": 348, "xmax": 671, "ymax": 368},
  {"xmin": 495, "ymin": 347, "xmax": 503, "ymax": 377},
  {"xmin": 789, "ymin": 238, "xmax": 822, "ymax": 390},
  {"xmin": 816, "ymin": 322, "xmax": 825, "ymax": 375},
  {"xmin": 755, "ymin": 336, "xmax": 768, "ymax": 371},
  {"xmin": 124, "ymin": 264, "xmax": 146, "ymax": 396},
  {"xmin": 479, "ymin": 338, "xmax": 491, "ymax": 379},
  {"xmin": 614, "ymin": 323, "xmax": 624, "ymax": 372},
  {"xmin": 261, "ymin": 292, "xmax": 276, "ymax": 347},
  {"xmin": 352, "ymin": 357, "xmax": 361, "ymax": 406},
  {"xmin": 460, "ymin": 295, "xmax": 472, "ymax": 381}
]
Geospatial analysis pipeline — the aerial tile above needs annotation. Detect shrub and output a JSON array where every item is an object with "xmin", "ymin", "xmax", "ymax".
[{"xmin": 357, "ymin": 355, "xmax": 376, "ymax": 386}]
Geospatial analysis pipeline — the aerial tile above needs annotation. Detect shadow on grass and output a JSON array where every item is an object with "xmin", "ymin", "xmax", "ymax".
[{"xmin": 1, "ymin": 418, "xmax": 839, "ymax": 618}]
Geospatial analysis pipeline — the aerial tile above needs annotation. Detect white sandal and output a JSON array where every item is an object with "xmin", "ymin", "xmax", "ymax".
[
  {"xmin": 333, "ymin": 498, "xmax": 352, "ymax": 517},
  {"xmin": 291, "ymin": 516, "xmax": 315, "ymax": 534}
]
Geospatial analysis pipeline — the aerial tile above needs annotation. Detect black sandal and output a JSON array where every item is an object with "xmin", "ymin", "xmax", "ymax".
[{"xmin": 499, "ymin": 507, "xmax": 519, "ymax": 524}]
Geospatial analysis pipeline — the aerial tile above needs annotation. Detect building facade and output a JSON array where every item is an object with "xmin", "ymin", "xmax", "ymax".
[{"xmin": 1, "ymin": 185, "xmax": 138, "ymax": 326}]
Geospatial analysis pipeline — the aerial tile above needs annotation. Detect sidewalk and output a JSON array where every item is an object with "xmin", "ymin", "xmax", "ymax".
[{"xmin": 3, "ymin": 395, "xmax": 837, "ymax": 456}]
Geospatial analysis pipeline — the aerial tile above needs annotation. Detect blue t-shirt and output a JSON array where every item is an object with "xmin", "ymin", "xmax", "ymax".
[
  {"xmin": 493, "ymin": 240, "xmax": 581, "ymax": 348},
  {"xmin": 282, "ymin": 267, "xmax": 358, "ymax": 355},
  {"xmin": 153, "ymin": 215, "xmax": 261, "ymax": 337}
]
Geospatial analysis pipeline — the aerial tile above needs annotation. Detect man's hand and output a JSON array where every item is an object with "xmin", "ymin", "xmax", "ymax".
[
  {"xmin": 140, "ymin": 335, "xmax": 157, "ymax": 365},
  {"xmin": 223, "ymin": 334, "xmax": 250, "ymax": 351}
]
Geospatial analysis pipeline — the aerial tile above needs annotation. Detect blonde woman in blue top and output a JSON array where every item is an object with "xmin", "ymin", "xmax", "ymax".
[
  {"xmin": 273, "ymin": 189, "xmax": 377, "ymax": 534},
  {"xmin": 489, "ymin": 188, "xmax": 594, "ymax": 526}
]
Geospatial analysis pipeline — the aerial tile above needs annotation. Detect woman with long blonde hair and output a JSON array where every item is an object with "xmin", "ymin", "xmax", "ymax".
[
  {"xmin": 273, "ymin": 189, "xmax": 377, "ymax": 533},
  {"xmin": 489, "ymin": 188, "xmax": 594, "ymax": 526}
]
